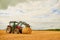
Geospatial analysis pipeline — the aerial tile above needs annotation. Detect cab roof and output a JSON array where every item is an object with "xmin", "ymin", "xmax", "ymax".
[{"xmin": 9, "ymin": 21, "xmax": 18, "ymax": 23}]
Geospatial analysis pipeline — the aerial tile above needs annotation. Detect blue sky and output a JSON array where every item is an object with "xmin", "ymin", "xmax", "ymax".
[{"xmin": 0, "ymin": 0, "xmax": 60, "ymax": 30}]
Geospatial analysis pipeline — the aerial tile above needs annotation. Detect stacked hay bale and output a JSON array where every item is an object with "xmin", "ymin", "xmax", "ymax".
[{"xmin": 22, "ymin": 27, "xmax": 32, "ymax": 34}]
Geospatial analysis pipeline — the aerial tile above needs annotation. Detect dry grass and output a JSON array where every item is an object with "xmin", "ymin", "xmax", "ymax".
[{"xmin": 0, "ymin": 30, "xmax": 60, "ymax": 40}]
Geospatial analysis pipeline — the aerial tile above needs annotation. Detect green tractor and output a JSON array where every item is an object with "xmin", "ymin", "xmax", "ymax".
[{"xmin": 6, "ymin": 21, "xmax": 32, "ymax": 34}]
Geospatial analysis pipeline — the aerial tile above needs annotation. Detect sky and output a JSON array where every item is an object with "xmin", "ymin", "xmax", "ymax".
[{"xmin": 0, "ymin": 0, "xmax": 60, "ymax": 30}]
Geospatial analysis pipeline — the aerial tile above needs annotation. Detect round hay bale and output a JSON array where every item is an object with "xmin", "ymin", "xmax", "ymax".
[{"xmin": 22, "ymin": 27, "xmax": 32, "ymax": 34}]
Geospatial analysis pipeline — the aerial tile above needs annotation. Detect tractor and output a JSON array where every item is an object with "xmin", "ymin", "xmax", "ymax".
[{"xmin": 6, "ymin": 21, "xmax": 32, "ymax": 34}]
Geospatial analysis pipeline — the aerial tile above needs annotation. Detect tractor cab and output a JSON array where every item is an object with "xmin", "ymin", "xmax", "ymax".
[{"xmin": 9, "ymin": 21, "xmax": 18, "ymax": 27}]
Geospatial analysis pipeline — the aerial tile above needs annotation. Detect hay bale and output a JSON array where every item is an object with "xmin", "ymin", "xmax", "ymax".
[{"xmin": 22, "ymin": 27, "xmax": 32, "ymax": 34}]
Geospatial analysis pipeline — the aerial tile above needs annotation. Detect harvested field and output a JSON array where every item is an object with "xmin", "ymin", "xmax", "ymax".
[{"xmin": 0, "ymin": 30, "xmax": 60, "ymax": 40}]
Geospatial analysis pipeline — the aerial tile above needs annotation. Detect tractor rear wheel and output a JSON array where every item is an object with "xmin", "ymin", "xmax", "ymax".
[
  {"xmin": 6, "ymin": 27, "xmax": 12, "ymax": 33},
  {"xmin": 14, "ymin": 28, "xmax": 19, "ymax": 34}
]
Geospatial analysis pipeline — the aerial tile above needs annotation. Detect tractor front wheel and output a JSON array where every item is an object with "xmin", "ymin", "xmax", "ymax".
[{"xmin": 14, "ymin": 28, "xmax": 19, "ymax": 34}]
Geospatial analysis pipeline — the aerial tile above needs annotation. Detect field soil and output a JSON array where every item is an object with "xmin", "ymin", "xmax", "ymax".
[{"xmin": 0, "ymin": 30, "xmax": 60, "ymax": 40}]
